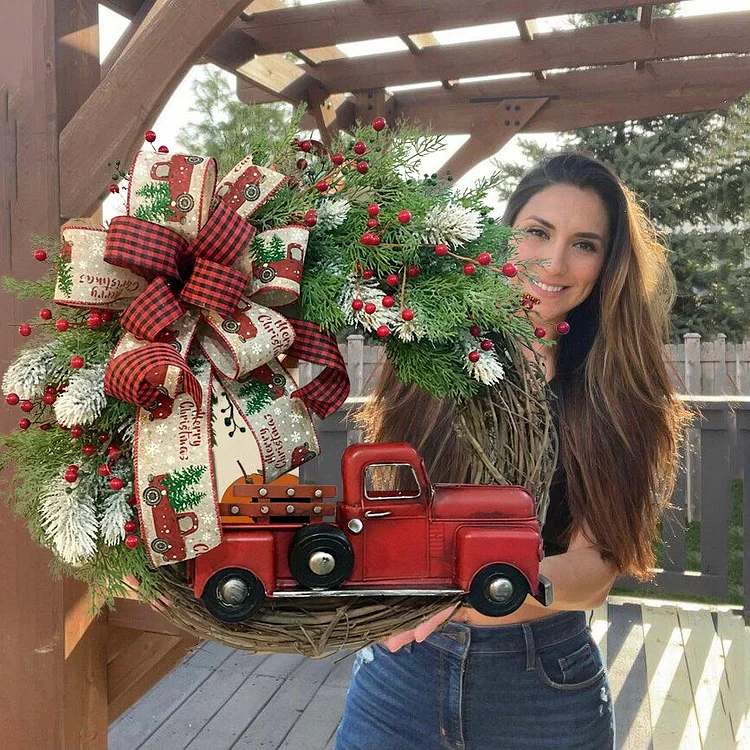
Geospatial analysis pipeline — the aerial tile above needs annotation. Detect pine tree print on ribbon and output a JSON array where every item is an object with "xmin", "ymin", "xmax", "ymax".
[
  {"xmin": 253, "ymin": 233, "xmax": 286, "ymax": 264},
  {"xmin": 162, "ymin": 465, "xmax": 207, "ymax": 512},
  {"xmin": 238, "ymin": 378, "xmax": 274, "ymax": 416},
  {"xmin": 133, "ymin": 182, "xmax": 175, "ymax": 222},
  {"xmin": 56, "ymin": 245, "xmax": 73, "ymax": 298}
]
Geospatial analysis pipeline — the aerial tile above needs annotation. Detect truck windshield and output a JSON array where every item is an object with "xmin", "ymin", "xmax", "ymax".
[{"xmin": 364, "ymin": 463, "xmax": 421, "ymax": 501}]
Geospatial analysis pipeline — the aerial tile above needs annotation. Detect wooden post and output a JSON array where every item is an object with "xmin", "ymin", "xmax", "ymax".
[
  {"xmin": 684, "ymin": 333, "xmax": 701, "ymax": 523},
  {"xmin": 736, "ymin": 403, "xmax": 750, "ymax": 624},
  {"xmin": 347, "ymin": 335, "xmax": 364, "ymax": 397}
]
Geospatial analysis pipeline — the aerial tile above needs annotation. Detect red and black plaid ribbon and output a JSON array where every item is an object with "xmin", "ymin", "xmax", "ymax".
[{"xmin": 286, "ymin": 318, "xmax": 350, "ymax": 419}]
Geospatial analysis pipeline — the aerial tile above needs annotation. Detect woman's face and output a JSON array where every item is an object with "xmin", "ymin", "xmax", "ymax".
[{"xmin": 510, "ymin": 184, "xmax": 609, "ymax": 335}]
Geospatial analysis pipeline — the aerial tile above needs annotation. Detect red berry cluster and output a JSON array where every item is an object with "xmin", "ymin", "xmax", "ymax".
[{"xmin": 467, "ymin": 324, "xmax": 495, "ymax": 363}]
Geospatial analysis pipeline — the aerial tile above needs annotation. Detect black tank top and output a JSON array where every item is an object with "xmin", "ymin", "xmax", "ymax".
[{"xmin": 542, "ymin": 378, "xmax": 571, "ymax": 557}]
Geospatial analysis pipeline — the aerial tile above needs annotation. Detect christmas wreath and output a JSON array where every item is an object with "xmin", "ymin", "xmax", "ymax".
[{"xmin": 1, "ymin": 110, "xmax": 556, "ymax": 655}]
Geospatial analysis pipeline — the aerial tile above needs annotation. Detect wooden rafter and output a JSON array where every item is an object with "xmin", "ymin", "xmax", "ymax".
[
  {"xmin": 297, "ymin": 12, "xmax": 750, "ymax": 94},
  {"xmin": 439, "ymin": 98, "xmax": 549, "ymax": 181},
  {"xmin": 516, "ymin": 19, "xmax": 546, "ymax": 82},
  {"xmin": 238, "ymin": 0, "xmax": 672, "ymax": 56},
  {"xmin": 60, "ymin": 0, "xmax": 250, "ymax": 218},
  {"xmin": 635, "ymin": 5, "xmax": 654, "ymax": 70}
]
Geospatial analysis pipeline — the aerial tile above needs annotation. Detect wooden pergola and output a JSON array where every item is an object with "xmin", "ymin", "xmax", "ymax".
[{"xmin": 1, "ymin": 1, "xmax": 749, "ymax": 747}]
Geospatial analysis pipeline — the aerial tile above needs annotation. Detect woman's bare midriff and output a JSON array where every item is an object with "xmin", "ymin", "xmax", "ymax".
[{"xmin": 451, "ymin": 599, "xmax": 566, "ymax": 627}]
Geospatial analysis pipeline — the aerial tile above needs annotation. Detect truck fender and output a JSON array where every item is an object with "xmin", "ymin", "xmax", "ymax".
[{"xmin": 192, "ymin": 531, "xmax": 276, "ymax": 599}]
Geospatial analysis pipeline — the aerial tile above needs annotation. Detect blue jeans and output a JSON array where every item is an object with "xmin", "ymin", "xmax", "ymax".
[{"xmin": 335, "ymin": 610, "xmax": 614, "ymax": 750}]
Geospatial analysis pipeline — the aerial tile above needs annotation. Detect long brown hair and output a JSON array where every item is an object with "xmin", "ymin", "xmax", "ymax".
[{"xmin": 357, "ymin": 152, "xmax": 692, "ymax": 580}]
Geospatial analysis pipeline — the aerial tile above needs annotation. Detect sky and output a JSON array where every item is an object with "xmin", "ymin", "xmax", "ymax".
[{"xmin": 98, "ymin": 0, "xmax": 750, "ymax": 218}]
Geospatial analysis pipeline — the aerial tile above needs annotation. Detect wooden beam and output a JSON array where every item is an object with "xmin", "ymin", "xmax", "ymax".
[
  {"xmin": 239, "ymin": 0, "xmax": 672, "ymax": 56},
  {"xmin": 440, "ymin": 98, "xmax": 548, "ymax": 180},
  {"xmin": 392, "ymin": 57, "xmax": 750, "ymax": 110},
  {"xmin": 517, "ymin": 19, "xmax": 546, "ymax": 82},
  {"xmin": 635, "ymin": 6, "xmax": 654, "ymax": 70},
  {"xmin": 60, "ymin": 0, "xmax": 250, "ymax": 219},
  {"xmin": 101, "ymin": 0, "xmax": 157, "ymax": 77},
  {"xmin": 398, "ymin": 87, "xmax": 747, "ymax": 134},
  {"xmin": 354, "ymin": 89, "xmax": 395, "ymax": 124},
  {"xmin": 304, "ymin": 12, "xmax": 750, "ymax": 94}
]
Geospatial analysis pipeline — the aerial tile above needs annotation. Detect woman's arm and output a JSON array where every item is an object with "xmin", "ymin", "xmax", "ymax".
[{"xmin": 527, "ymin": 522, "xmax": 620, "ymax": 612}]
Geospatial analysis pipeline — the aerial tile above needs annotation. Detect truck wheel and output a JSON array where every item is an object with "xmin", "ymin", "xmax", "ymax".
[
  {"xmin": 202, "ymin": 567, "xmax": 265, "ymax": 623},
  {"xmin": 468, "ymin": 564, "xmax": 529, "ymax": 617},
  {"xmin": 288, "ymin": 524, "xmax": 354, "ymax": 590}
]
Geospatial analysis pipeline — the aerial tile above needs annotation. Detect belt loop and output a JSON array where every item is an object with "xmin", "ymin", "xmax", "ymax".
[
  {"xmin": 588, "ymin": 609, "xmax": 594, "ymax": 628},
  {"xmin": 522, "ymin": 622, "xmax": 535, "ymax": 671}
]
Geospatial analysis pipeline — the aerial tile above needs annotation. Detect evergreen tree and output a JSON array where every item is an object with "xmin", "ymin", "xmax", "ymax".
[
  {"xmin": 133, "ymin": 182, "xmax": 175, "ymax": 223},
  {"xmin": 493, "ymin": 9, "xmax": 750, "ymax": 342},
  {"xmin": 238, "ymin": 378, "xmax": 274, "ymax": 415},
  {"xmin": 162, "ymin": 465, "xmax": 207, "ymax": 512},
  {"xmin": 263, "ymin": 233, "xmax": 286, "ymax": 263}
]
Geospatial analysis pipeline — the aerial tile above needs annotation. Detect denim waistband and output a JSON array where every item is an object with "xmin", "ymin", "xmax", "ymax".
[{"xmin": 426, "ymin": 610, "xmax": 588, "ymax": 660}]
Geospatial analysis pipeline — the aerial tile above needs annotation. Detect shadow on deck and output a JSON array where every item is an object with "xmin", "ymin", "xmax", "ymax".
[{"xmin": 109, "ymin": 598, "xmax": 748, "ymax": 750}]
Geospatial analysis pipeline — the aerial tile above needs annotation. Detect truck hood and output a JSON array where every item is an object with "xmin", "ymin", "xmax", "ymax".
[{"xmin": 431, "ymin": 483, "xmax": 536, "ymax": 521}]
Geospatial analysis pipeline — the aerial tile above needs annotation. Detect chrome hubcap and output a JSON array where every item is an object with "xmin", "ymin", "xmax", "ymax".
[
  {"xmin": 487, "ymin": 576, "xmax": 514, "ymax": 603},
  {"xmin": 308, "ymin": 551, "xmax": 335, "ymax": 575},
  {"xmin": 219, "ymin": 577, "xmax": 249, "ymax": 605}
]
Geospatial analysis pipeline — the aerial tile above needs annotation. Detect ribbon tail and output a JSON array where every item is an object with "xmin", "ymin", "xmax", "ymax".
[{"xmin": 285, "ymin": 318, "xmax": 350, "ymax": 419}]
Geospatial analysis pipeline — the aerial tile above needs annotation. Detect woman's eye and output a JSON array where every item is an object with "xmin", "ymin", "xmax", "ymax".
[
  {"xmin": 576, "ymin": 241, "xmax": 597, "ymax": 253},
  {"xmin": 527, "ymin": 227, "xmax": 547, "ymax": 238}
]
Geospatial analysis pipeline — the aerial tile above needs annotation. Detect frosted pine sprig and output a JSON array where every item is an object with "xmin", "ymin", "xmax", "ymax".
[
  {"xmin": 423, "ymin": 203, "xmax": 482, "ymax": 247},
  {"xmin": 40, "ymin": 477, "xmax": 98, "ymax": 565},
  {"xmin": 340, "ymin": 276, "xmax": 400, "ymax": 332},
  {"xmin": 100, "ymin": 488, "xmax": 133, "ymax": 547},
  {"xmin": 316, "ymin": 198, "xmax": 350, "ymax": 230},
  {"xmin": 54, "ymin": 364, "xmax": 108, "ymax": 426},
  {"xmin": 394, "ymin": 316, "xmax": 428, "ymax": 343},
  {"xmin": 459, "ymin": 332, "xmax": 506, "ymax": 386},
  {"xmin": 2, "ymin": 345, "xmax": 57, "ymax": 400}
]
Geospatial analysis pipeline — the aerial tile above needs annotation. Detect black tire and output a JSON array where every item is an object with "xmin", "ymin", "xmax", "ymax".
[
  {"xmin": 258, "ymin": 266, "xmax": 276, "ymax": 283},
  {"xmin": 270, "ymin": 373, "xmax": 286, "ymax": 388},
  {"xmin": 243, "ymin": 183, "xmax": 261, "ymax": 202},
  {"xmin": 202, "ymin": 567, "xmax": 266, "ymax": 623},
  {"xmin": 222, "ymin": 318, "xmax": 240, "ymax": 334},
  {"xmin": 184, "ymin": 155, "xmax": 204, "ymax": 165},
  {"xmin": 151, "ymin": 538, "xmax": 170, "ymax": 554},
  {"xmin": 175, "ymin": 193, "xmax": 194, "ymax": 212},
  {"xmin": 288, "ymin": 524, "xmax": 354, "ymax": 590},
  {"xmin": 143, "ymin": 486, "xmax": 161, "ymax": 506},
  {"xmin": 299, "ymin": 450, "xmax": 316, "ymax": 465},
  {"xmin": 168, "ymin": 340, "xmax": 182, "ymax": 353},
  {"xmin": 467, "ymin": 563, "xmax": 530, "ymax": 617}
]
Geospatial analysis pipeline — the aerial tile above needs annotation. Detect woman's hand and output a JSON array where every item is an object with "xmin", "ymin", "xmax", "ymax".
[{"xmin": 382, "ymin": 603, "xmax": 461, "ymax": 653}]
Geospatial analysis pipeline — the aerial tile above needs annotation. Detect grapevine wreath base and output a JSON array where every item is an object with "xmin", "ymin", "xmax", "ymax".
[{"xmin": 122, "ymin": 337, "xmax": 556, "ymax": 658}]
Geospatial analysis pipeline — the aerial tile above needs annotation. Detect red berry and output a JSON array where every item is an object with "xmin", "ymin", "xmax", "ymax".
[
  {"xmin": 5, "ymin": 393, "xmax": 19, "ymax": 406},
  {"xmin": 20, "ymin": 400, "xmax": 33, "ymax": 413},
  {"xmin": 18, "ymin": 324, "xmax": 32, "ymax": 337},
  {"xmin": 332, "ymin": 152, "xmax": 345, "ymax": 166},
  {"xmin": 70, "ymin": 425, "xmax": 83, "ymax": 439},
  {"xmin": 125, "ymin": 535, "xmax": 140, "ymax": 549},
  {"xmin": 124, "ymin": 520, "xmax": 137, "ymax": 533},
  {"xmin": 58, "ymin": 423, "xmax": 70, "ymax": 430},
  {"xmin": 353, "ymin": 141, "xmax": 366, "ymax": 155},
  {"xmin": 107, "ymin": 446, "xmax": 122, "ymax": 460},
  {"xmin": 316, "ymin": 180, "xmax": 329, "ymax": 192},
  {"xmin": 469, "ymin": 325, "xmax": 481, "ymax": 337},
  {"xmin": 67, "ymin": 464, "xmax": 79, "ymax": 474},
  {"xmin": 382, "ymin": 296, "xmax": 395, "ymax": 308},
  {"xmin": 366, "ymin": 218, "xmax": 378, "ymax": 229},
  {"xmin": 98, "ymin": 464, "xmax": 111, "ymax": 477},
  {"xmin": 109, "ymin": 184, "xmax": 120, "ymax": 194},
  {"xmin": 556, "ymin": 321, "xmax": 571, "ymax": 336},
  {"xmin": 110, "ymin": 477, "xmax": 124, "ymax": 491},
  {"xmin": 300, "ymin": 140, "xmax": 312, "ymax": 152},
  {"xmin": 521, "ymin": 298, "xmax": 534, "ymax": 310},
  {"xmin": 144, "ymin": 130, "xmax": 156, "ymax": 142},
  {"xmin": 398, "ymin": 210, "xmax": 412, "ymax": 224},
  {"xmin": 356, "ymin": 161, "xmax": 369, "ymax": 174},
  {"xmin": 376, "ymin": 325, "xmax": 390, "ymax": 338},
  {"xmin": 364, "ymin": 302, "xmax": 377, "ymax": 315},
  {"xmin": 34, "ymin": 249, "xmax": 47, "ymax": 262},
  {"xmin": 468, "ymin": 351, "xmax": 481, "ymax": 363},
  {"xmin": 362, "ymin": 269, "xmax": 374, "ymax": 280},
  {"xmin": 386, "ymin": 273, "xmax": 400, "ymax": 287},
  {"xmin": 101, "ymin": 310, "xmax": 114, "ymax": 322},
  {"xmin": 39, "ymin": 308, "xmax": 52, "ymax": 320},
  {"xmin": 39, "ymin": 422, "xmax": 51, "ymax": 431},
  {"xmin": 434, "ymin": 243, "xmax": 448, "ymax": 256},
  {"xmin": 534, "ymin": 327, "xmax": 547, "ymax": 339},
  {"xmin": 70, "ymin": 355, "xmax": 84, "ymax": 369},
  {"xmin": 126, "ymin": 495, "xmax": 136, "ymax": 506},
  {"xmin": 18, "ymin": 418, "xmax": 31, "ymax": 430},
  {"xmin": 99, "ymin": 432, "xmax": 110, "ymax": 443},
  {"xmin": 360, "ymin": 232, "xmax": 374, "ymax": 246},
  {"xmin": 296, "ymin": 158, "xmax": 308, "ymax": 171},
  {"xmin": 82, "ymin": 444, "xmax": 96, "ymax": 456},
  {"xmin": 463, "ymin": 263, "xmax": 476, "ymax": 275},
  {"xmin": 56, "ymin": 319, "xmax": 69, "ymax": 332},
  {"xmin": 372, "ymin": 116, "xmax": 386, "ymax": 132},
  {"xmin": 502, "ymin": 263, "xmax": 518, "ymax": 278},
  {"xmin": 367, "ymin": 203, "xmax": 380, "ymax": 217},
  {"xmin": 303, "ymin": 209, "xmax": 317, "ymax": 227},
  {"xmin": 351, "ymin": 299, "xmax": 364, "ymax": 311},
  {"xmin": 157, "ymin": 145, "xmax": 169, "ymax": 153},
  {"xmin": 480, "ymin": 339, "xmax": 494, "ymax": 351},
  {"xmin": 477, "ymin": 252, "xmax": 492, "ymax": 266},
  {"xmin": 407, "ymin": 265, "xmax": 420, "ymax": 278},
  {"xmin": 42, "ymin": 392, "xmax": 56, "ymax": 405},
  {"xmin": 64, "ymin": 470, "xmax": 78, "ymax": 483},
  {"xmin": 401, "ymin": 308, "xmax": 415, "ymax": 321},
  {"xmin": 87, "ymin": 312, "xmax": 102, "ymax": 329}
]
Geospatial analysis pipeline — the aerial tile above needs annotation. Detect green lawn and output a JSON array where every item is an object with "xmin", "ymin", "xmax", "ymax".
[{"xmin": 612, "ymin": 478, "xmax": 744, "ymax": 606}]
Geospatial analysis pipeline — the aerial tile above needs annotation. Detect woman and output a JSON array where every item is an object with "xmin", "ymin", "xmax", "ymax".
[{"xmin": 335, "ymin": 152, "xmax": 691, "ymax": 750}]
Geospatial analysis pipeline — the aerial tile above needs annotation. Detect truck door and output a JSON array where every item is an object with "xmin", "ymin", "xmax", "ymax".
[{"xmin": 361, "ymin": 462, "xmax": 428, "ymax": 580}]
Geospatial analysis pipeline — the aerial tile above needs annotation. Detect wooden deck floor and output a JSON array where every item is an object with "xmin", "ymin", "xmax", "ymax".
[{"xmin": 109, "ymin": 598, "xmax": 749, "ymax": 750}]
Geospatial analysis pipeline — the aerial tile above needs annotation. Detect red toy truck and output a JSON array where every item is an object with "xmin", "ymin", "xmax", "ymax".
[
  {"xmin": 188, "ymin": 443, "xmax": 552, "ymax": 623},
  {"xmin": 143, "ymin": 473, "xmax": 199, "ymax": 563}
]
